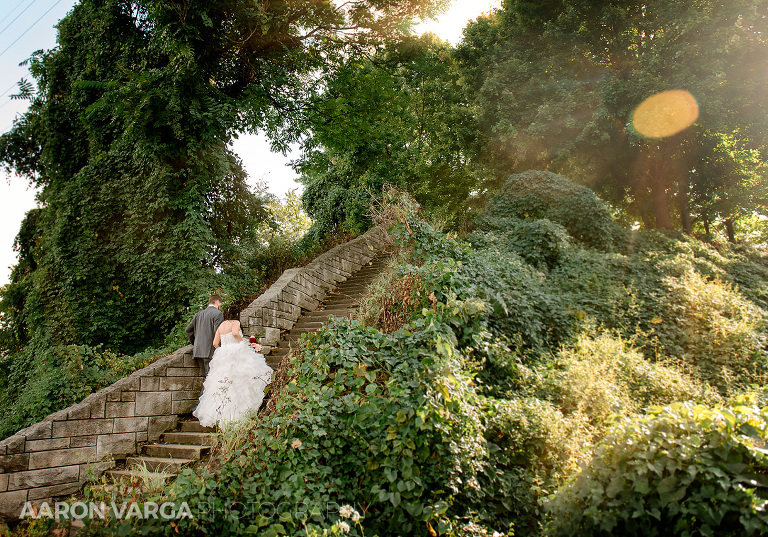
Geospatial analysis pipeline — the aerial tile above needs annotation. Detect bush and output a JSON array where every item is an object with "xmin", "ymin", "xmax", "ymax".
[
  {"xmin": 539, "ymin": 332, "xmax": 719, "ymax": 428},
  {"xmin": 469, "ymin": 217, "xmax": 572, "ymax": 270},
  {"xmin": 546, "ymin": 398, "xmax": 768, "ymax": 536},
  {"xmin": 482, "ymin": 170, "xmax": 625, "ymax": 251}
]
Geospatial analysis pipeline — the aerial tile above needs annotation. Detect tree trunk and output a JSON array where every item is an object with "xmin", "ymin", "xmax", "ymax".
[
  {"xmin": 640, "ymin": 211, "xmax": 653, "ymax": 231},
  {"xmin": 703, "ymin": 218, "xmax": 710, "ymax": 237},
  {"xmin": 724, "ymin": 218, "xmax": 736, "ymax": 243},
  {"xmin": 650, "ymin": 174, "xmax": 673, "ymax": 229},
  {"xmin": 679, "ymin": 176, "xmax": 691, "ymax": 234}
]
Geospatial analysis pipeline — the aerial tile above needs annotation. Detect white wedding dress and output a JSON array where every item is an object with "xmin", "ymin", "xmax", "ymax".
[{"xmin": 193, "ymin": 331, "xmax": 273, "ymax": 428}]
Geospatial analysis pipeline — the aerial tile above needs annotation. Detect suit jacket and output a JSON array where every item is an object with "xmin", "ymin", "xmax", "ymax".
[{"xmin": 185, "ymin": 305, "xmax": 224, "ymax": 359}]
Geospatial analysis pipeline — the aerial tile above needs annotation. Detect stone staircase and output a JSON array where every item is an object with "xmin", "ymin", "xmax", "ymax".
[
  {"xmin": 105, "ymin": 255, "xmax": 389, "ymax": 485},
  {"xmin": 105, "ymin": 418, "xmax": 215, "ymax": 483},
  {"xmin": 267, "ymin": 255, "xmax": 389, "ymax": 366}
]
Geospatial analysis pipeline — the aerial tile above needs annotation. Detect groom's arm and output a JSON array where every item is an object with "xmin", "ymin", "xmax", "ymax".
[{"xmin": 185, "ymin": 316, "xmax": 196, "ymax": 344}]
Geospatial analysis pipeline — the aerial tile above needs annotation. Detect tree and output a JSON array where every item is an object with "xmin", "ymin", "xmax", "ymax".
[
  {"xmin": 0, "ymin": 0, "xmax": 444, "ymax": 353},
  {"xmin": 293, "ymin": 34, "xmax": 480, "ymax": 240},
  {"xmin": 456, "ymin": 0, "xmax": 768, "ymax": 236}
]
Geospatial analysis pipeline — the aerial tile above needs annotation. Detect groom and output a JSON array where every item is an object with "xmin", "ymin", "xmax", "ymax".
[{"xmin": 185, "ymin": 294, "xmax": 224, "ymax": 377}]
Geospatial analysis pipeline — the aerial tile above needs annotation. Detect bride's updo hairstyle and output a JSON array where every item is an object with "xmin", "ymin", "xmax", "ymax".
[{"xmin": 225, "ymin": 305, "xmax": 240, "ymax": 321}]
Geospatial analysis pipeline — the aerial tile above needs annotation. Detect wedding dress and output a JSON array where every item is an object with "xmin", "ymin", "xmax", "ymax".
[{"xmin": 193, "ymin": 331, "xmax": 273, "ymax": 428}]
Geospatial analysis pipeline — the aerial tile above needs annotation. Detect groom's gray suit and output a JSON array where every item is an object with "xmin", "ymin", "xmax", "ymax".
[{"xmin": 185, "ymin": 305, "xmax": 224, "ymax": 377}]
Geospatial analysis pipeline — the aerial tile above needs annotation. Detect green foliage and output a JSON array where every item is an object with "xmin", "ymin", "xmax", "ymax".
[
  {"xmin": 469, "ymin": 218, "xmax": 572, "ymax": 270},
  {"xmin": 86, "ymin": 303, "xmax": 491, "ymax": 536},
  {"xmin": 0, "ymin": 343, "xmax": 157, "ymax": 440},
  {"xmin": 546, "ymin": 398, "xmax": 768, "ymax": 536},
  {"xmin": 481, "ymin": 170, "xmax": 625, "ymax": 251},
  {"xmin": 61, "ymin": 184, "xmax": 768, "ymax": 536},
  {"xmin": 457, "ymin": 0, "xmax": 768, "ymax": 235},
  {"xmin": 295, "ymin": 35, "xmax": 481, "ymax": 241}
]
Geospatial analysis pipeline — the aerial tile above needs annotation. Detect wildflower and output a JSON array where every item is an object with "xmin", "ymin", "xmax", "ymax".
[
  {"xmin": 339, "ymin": 505, "xmax": 354, "ymax": 518},
  {"xmin": 291, "ymin": 439, "xmax": 302, "ymax": 449},
  {"xmin": 338, "ymin": 521, "xmax": 351, "ymax": 534}
]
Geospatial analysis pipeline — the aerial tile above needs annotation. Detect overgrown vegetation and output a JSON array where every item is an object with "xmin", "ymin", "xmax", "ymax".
[{"xmin": 56, "ymin": 177, "xmax": 768, "ymax": 537}]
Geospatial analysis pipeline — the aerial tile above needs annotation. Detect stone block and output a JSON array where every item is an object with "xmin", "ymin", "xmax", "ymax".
[
  {"xmin": 26, "ymin": 438, "xmax": 70, "ymax": 453},
  {"xmin": 294, "ymin": 276, "xmax": 326, "ymax": 300},
  {"xmin": 6, "ymin": 436, "xmax": 24, "ymax": 455},
  {"xmin": 135, "ymin": 391, "xmax": 172, "ymax": 416},
  {"xmin": 89, "ymin": 395, "xmax": 106, "ymax": 419},
  {"xmin": 172, "ymin": 400, "xmax": 197, "ymax": 414},
  {"xmin": 140, "ymin": 377, "xmax": 160, "ymax": 392},
  {"xmin": 0, "ymin": 474, "xmax": 6, "ymax": 492},
  {"xmin": 121, "ymin": 391, "xmax": 136, "ymax": 402},
  {"xmin": 0, "ymin": 454, "xmax": 29, "ymax": 473},
  {"xmin": 171, "ymin": 391, "xmax": 201, "ymax": 401},
  {"xmin": 153, "ymin": 365, "xmax": 167, "ymax": 377},
  {"xmin": 27, "ymin": 481, "xmax": 80, "ymax": 501},
  {"xmin": 115, "ymin": 377, "xmax": 140, "ymax": 392},
  {"xmin": 0, "ymin": 490, "xmax": 27, "ymax": 520},
  {"xmin": 67, "ymin": 404, "xmax": 90, "ymax": 420},
  {"xmin": 325, "ymin": 260, "xmax": 352, "ymax": 279},
  {"xmin": 96, "ymin": 433, "xmax": 136, "ymax": 459},
  {"xmin": 106, "ymin": 390, "xmax": 122, "ymax": 402},
  {"xmin": 136, "ymin": 431, "xmax": 148, "ymax": 443},
  {"xmin": 23, "ymin": 422, "xmax": 52, "ymax": 441},
  {"xmin": 8, "ymin": 465, "xmax": 79, "ymax": 490},
  {"xmin": 52, "ymin": 419, "xmax": 113, "ymax": 438},
  {"xmin": 284, "ymin": 284, "xmax": 321, "ymax": 310},
  {"xmin": 148, "ymin": 416, "xmax": 178, "ymax": 442},
  {"xmin": 339, "ymin": 257, "xmax": 363, "ymax": 274},
  {"xmin": 157, "ymin": 376, "xmax": 200, "ymax": 392},
  {"xmin": 70, "ymin": 436, "xmax": 97, "ymax": 448},
  {"xmin": 28, "ymin": 447, "xmax": 97, "ymax": 470},
  {"xmin": 105, "ymin": 401, "xmax": 135, "ymax": 418},
  {"xmin": 182, "ymin": 355, "xmax": 198, "ymax": 368},
  {"xmin": 113, "ymin": 417, "xmax": 148, "ymax": 434},
  {"xmin": 262, "ymin": 327, "xmax": 281, "ymax": 347},
  {"xmin": 166, "ymin": 367, "xmax": 201, "ymax": 377}
]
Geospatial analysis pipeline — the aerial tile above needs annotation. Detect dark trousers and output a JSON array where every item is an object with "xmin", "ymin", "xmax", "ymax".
[{"xmin": 194, "ymin": 357, "xmax": 211, "ymax": 396}]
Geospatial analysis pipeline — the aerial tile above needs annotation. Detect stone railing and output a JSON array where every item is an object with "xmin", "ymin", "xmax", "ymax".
[
  {"xmin": 241, "ymin": 225, "xmax": 389, "ymax": 352},
  {"xmin": 0, "ymin": 345, "xmax": 200, "ymax": 520}
]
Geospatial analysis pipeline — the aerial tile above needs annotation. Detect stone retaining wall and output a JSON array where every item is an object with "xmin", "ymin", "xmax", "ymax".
[
  {"xmin": 241, "ymin": 225, "xmax": 389, "ymax": 352},
  {"xmin": 0, "ymin": 345, "xmax": 200, "ymax": 520}
]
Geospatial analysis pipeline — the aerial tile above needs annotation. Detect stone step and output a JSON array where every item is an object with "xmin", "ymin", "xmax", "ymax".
[
  {"xmin": 303, "ymin": 308, "xmax": 358, "ymax": 318},
  {"xmin": 291, "ymin": 320, "xmax": 326, "ymax": 329},
  {"xmin": 162, "ymin": 431, "xmax": 218, "ymax": 446},
  {"xmin": 125, "ymin": 456, "xmax": 193, "ymax": 473},
  {"xmin": 105, "ymin": 469, "xmax": 175, "ymax": 483},
  {"xmin": 180, "ymin": 420, "xmax": 215, "ymax": 433},
  {"xmin": 143, "ymin": 443, "xmax": 211, "ymax": 460},
  {"xmin": 315, "ymin": 298, "xmax": 360, "ymax": 311}
]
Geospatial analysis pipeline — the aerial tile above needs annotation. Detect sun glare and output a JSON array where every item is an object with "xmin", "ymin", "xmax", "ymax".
[
  {"xmin": 632, "ymin": 90, "xmax": 699, "ymax": 138},
  {"xmin": 417, "ymin": 0, "xmax": 502, "ymax": 44}
]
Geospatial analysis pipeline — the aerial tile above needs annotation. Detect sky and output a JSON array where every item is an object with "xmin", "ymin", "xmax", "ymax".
[{"xmin": 0, "ymin": 0, "xmax": 501, "ymax": 286}]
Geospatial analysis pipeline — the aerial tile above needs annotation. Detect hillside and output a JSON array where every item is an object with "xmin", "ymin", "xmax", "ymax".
[{"xmin": 50, "ymin": 174, "xmax": 768, "ymax": 537}]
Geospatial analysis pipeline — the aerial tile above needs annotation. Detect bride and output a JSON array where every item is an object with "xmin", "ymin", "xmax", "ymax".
[{"xmin": 193, "ymin": 305, "xmax": 273, "ymax": 428}]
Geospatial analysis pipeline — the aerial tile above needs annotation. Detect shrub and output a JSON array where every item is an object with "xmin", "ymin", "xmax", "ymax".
[
  {"xmin": 482, "ymin": 170, "xmax": 625, "ymax": 251},
  {"xmin": 546, "ymin": 398, "xmax": 768, "ymax": 536},
  {"xmin": 658, "ymin": 269, "xmax": 768, "ymax": 394},
  {"xmin": 469, "ymin": 217, "xmax": 572, "ymax": 270},
  {"xmin": 539, "ymin": 332, "xmax": 719, "ymax": 428}
]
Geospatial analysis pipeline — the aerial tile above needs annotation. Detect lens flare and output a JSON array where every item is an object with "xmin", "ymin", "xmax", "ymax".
[{"xmin": 631, "ymin": 90, "xmax": 699, "ymax": 138}]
